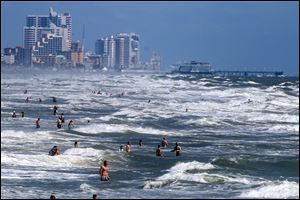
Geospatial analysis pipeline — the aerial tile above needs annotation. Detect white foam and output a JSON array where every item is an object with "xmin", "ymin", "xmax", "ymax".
[
  {"xmin": 79, "ymin": 183, "xmax": 98, "ymax": 193},
  {"xmin": 1, "ymin": 130, "xmax": 55, "ymax": 144},
  {"xmin": 167, "ymin": 161, "xmax": 215, "ymax": 172},
  {"xmin": 183, "ymin": 117, "xmax": 220, "ymax": 126},
  {"xmin": 267, "ymin": 124, "xmax": 299, "ymax": 133},
  {"xmin": 74, "ymin": 123, "xmax": 178, "ymax": 136},
  {"xmin": 143, "ymin": 161, "xmax": 261, "ymax": 189},
  {"xmin": 239, "ymin": 180, "xmax": 299, "ymax": 198},
  {"xmin": 144, "ymin": 161, "xmax": 216, "ymax": 189},
  {"xmin": 1, "ymin": 149, "xmax": 101, "ymax": 168}
]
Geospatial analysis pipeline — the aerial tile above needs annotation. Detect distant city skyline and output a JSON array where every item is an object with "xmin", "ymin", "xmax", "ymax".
[{"xmin": 1, "ymin": 1, "xmax": 299, "ymax": 75}]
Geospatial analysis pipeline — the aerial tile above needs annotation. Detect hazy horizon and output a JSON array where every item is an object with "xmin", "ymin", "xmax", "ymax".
[{"xmin": 1, "ymin": 1, "xmax": 299, "ymax": 75}]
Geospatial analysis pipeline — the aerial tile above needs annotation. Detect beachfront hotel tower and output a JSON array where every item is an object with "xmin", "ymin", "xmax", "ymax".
[
  {"xmin": 23, "ymin": 7, "xmax": 72, "ymax": 51},
  {"xmin": 95, "ymin": 32, "xmax": 140, "ymax": 69}
]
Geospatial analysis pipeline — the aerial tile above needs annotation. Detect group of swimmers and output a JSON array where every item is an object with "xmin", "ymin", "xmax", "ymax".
[
  {"xmin": 11, "ymin": 111, "xmax": 25, "ymax": 118},
  {"xmin": 12, "ymin": 89, "xmax": 183, "ymax": 187},
  {"xmin": 96, "ymin": 137, "xmax": 181, "ymax": 182},
  {"xmin": 92, "ymin": 90, "xmax": 125, "ymax": 98}
]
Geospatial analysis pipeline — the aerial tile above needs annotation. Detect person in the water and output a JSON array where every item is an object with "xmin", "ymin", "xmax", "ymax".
[
  {"xmin": 138, "ymin": 139, "xmax": 143, "ymax": 147},
  {"xmin": 49, "ymin": 146, "xmax": 59, "ymax": 156},
  {"xmin": 12, "ymin": 111, "xmax": 17, "ymax": 118},
  {"xmin": 156, "ymin": 144, "xmax": 163, "ymax": 157},
  {"xmin": 59, "ymin": 113, "xmax": 65, "ymax": 123},
  {"xmin": 52, "ymin": 97, "xmax": 57, "ymax": 103},
  {"xmin": 74, "ymin": 141, "xmax": 78, "ymax": 148},
  {"xmin": 53, "ymin": 106, "xmax": 58, "ymax": 115},
  {"xmin": 68, "ymin": 120, "xmax": 74, "ymax": 129},
  {"xmin": 99, "ymin": 160, "xmax": 109, "ymax": 181},
  {"xmin": 171, "ymin": 142, "xmax": 182, "ymax": 156},
  {"xmin": 21, "ymin": 111, "xmax": 25, "ymax": 118},
  {"xmin": 125, "ymin": 141, "xmax": 132, "ymax": 152},
  {"xmin": 119, "ymin": 145, "xmax": 124, "ymax": 151},
  {"xmin": 161, "ymin": 137, "xmax": 168, "ymax": 148},
  {"xmin": 57, "ymin": 119, "xmax": 62, "ymax": 129},
  {"xmin": 36, "ymin": 118, "xmax": 40, "ymax": 128}
]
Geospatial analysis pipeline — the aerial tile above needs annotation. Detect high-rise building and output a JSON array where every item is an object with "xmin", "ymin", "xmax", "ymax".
[
  {"xmin": 95, "ymin": 39, "xmax": 105, "ymax": 55},
  {"xmin": 108, "ymin": 36, "xmax": 116, "ymax": 68},
  {"xmin": 95, "ymin": 32, "xmax": 140, "ymax": 69},
  {"xmin": 129, "ymin": 33, "xmax": 140, "ymax": 68},
  {"xmin": 115, "ymin": 37, "xmax": 123, "ymax": 68},
  {"xmin": 150, "ymin": 52, "xmax": 161, "ymax": 70},
  {"xmin": 61, "ymin": 12, "xmax": 72, "ymax": 45},
  {"xmin": 23, "ymin": 7, "xmax": 72, "ymax": 51}
]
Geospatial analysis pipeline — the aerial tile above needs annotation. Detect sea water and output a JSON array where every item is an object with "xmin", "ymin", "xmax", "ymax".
[{"xmin": 1, "ymin": 67, "xmax": 299, "ymax": 199}]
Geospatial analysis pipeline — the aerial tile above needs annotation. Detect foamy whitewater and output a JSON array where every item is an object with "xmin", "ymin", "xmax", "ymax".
[{"xmin": 1, "ymin": 67, "xmax": 299, "ymax": 199}]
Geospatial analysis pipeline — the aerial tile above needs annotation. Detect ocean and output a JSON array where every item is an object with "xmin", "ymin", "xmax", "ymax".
[{"xmin": 1, "ymin": 67, "xmax": 299, "ymax": 199}]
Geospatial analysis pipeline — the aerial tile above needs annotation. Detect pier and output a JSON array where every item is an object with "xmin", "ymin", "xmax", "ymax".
[{"xmin": 212, "ymin": 70, "xmax": 284, "ymax": 77}]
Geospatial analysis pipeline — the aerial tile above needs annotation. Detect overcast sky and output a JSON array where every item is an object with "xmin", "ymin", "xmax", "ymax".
[{"xmin": 1, "ymin": 1, "xmax": 299, "ymax": 75}]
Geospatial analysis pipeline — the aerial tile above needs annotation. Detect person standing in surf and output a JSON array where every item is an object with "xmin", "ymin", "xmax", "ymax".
[
  {"xmin": 156, "ymin": 144, "xmax": 163, "ymax": 157},
  {"xmin": 12, "ymin": 111, "xmax": 17, "ymax": 118},
  {"xmin": 36, "ymin": 118, "xmax": 40, "ymax": 128},
  {"xmin": 99, "ymin": 160, "xmax": 110, "ymax": 181},
  {"xmin": 125, "ymin": 141, "xmax": 132, "ymax": 152},
  {"xmin": 171, "ymin": 142, "xmax": 182, "ymax": 156},
  {"xmin": 138, "ymin": 139, "xmax": 143, "ymax": 147},
  {"xmin": 161, "ymin": 137, "xmax": 168, "ymax": 148}
]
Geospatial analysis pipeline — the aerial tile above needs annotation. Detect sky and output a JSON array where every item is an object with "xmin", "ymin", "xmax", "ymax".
[{"xmin": 1, "ymin": 1, "xmax": 299, "ymax": 75}]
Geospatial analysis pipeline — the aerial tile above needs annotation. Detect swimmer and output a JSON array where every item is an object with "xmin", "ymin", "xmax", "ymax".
[
  {"xmin": 60, "ymin": 113, "xmax": 65, "ymax": 123},
  {"xmin": 156, "ymin": 144, "xmax": 163, "ymax": 157},
  {"xmin": 52, "ymin": 97, "xmax": 57, "ymax": 103},
  {"xmin": 36, "ymin": 118, "xmax": 40, "ymax": 128},
  {"xmin": 87, "ymin": 120, "xmax": 90, "ymax": 123},
  {"xmin": 24, "ymin": 90, "xmax": 28, "ymax": 94},
  {"xmin": 125, "ymin": 141, "xmax": 132, "ymax": 152},
  {"xmin": 68, "ymin": 120, "xmax": 74, "ymax": 129},
  {"xmin": 12, "ymin": 111, "xmax": 17, "ymax": 118},
  {"xmin": 161, "ymin": 137, "xmax": 168, "ymax": 148},
  {"xmin": 119, "ymin": 145, "xmax": 124, "ymax": 151},
  {"xmin": 49, "ymin": 146, "xmax": 59, "ymax": 156},
  {"xmin": 74, "ymin": 141, "xmax": 78, "ymax": 148},
  {"xmin": 21, "ymin": 111, "xmax": 25, "ymax": 118},
  {"xmin": 53, "ymin": 106, "xmax": 58, "ymax": 115},
  {"xmin": 171, "ymin": 142, "xmax": 182, "ymax": 156},
  {"xmin": 39, "ymin": 98, "xmax": 42, "ymax": 103},
  {"xmin": 138, "ymin": 139, "xmax": 143, "ymax": 147},
  {"xmin": 186, "ymin": 108, "xmax": 188, "ymax": 112},
  {"xmin": 25, "ymin": 97, "xmax": 29, "ymax": 103},
  {"xmin": 148, "ymin": 99, "xmax": 151, "ymax": 103},
  {"xmin": 99, "ymin": 160, "xmax": 110, "ymax": 181},
  {"xmin": 92, "ymin": 194, "xmax": 97, "ymax": 199},
  {"xmin": 57, "ymin": 119, "xmax": 62, "ymax": 129},
  {"xmin": 50, "ymin": 194, "xmax": 56, "ymax": 199}
]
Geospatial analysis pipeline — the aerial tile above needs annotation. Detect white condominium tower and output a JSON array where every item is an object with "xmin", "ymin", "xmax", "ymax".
[{"xmin": 23, "ymin": 7, "xmax": 72, "ymax": 51}]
